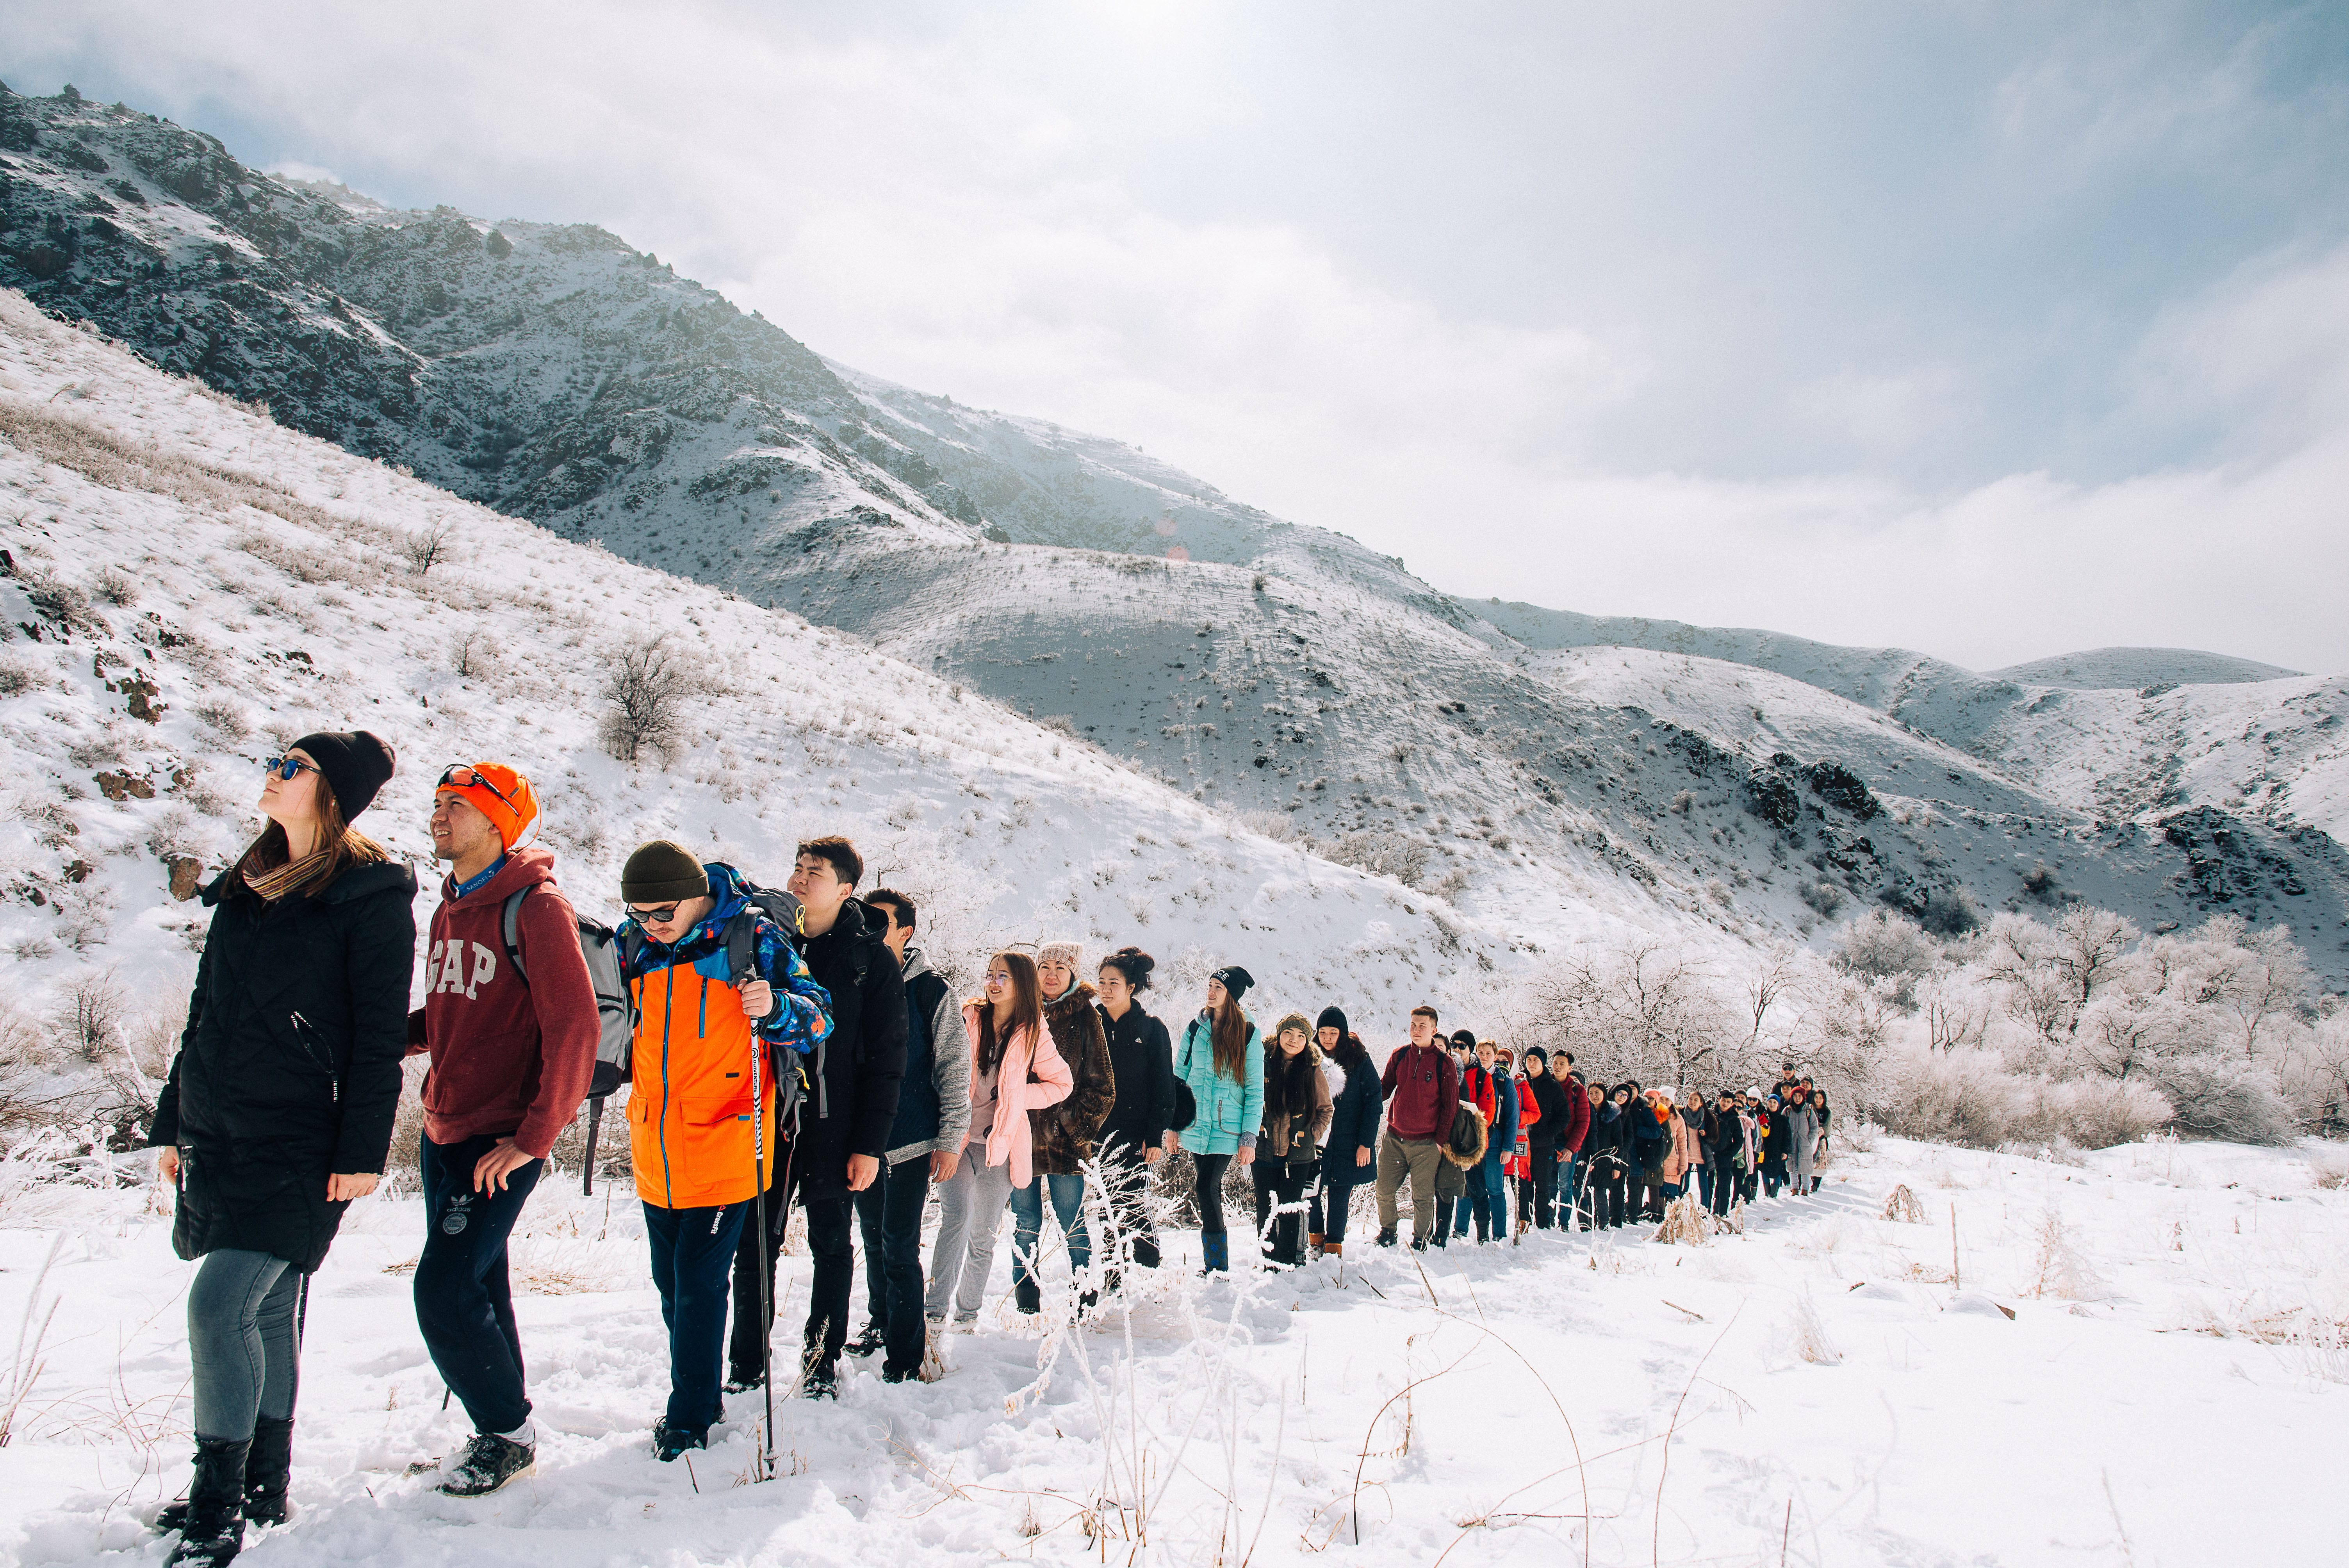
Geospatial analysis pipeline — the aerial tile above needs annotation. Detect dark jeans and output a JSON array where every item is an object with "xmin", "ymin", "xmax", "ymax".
[
  {"xmin": 1709, "ymin": 1162, "xmax": 1737, "ymax": 1214},
  {"xmin": 854, "ymin": 1157, "xmax": 932, "ymax": 1375},
  {"xmin": 187, "ymin": 1249, "xmax": 304, "ymax": 1440},
  {"xmin": 1097, "ymin": 1140, "xmax": 1162, "ymax": 1276},
  {"xmin": 1251, "ymin": 1161, "xmax": 1310, "ymax": 1265},
  {"xmin": 1009, "ymin": 1172, "xmax": 1092, "ymax": 1286},
  {"xmin": 1310, "ymin": 1159, "xmax": 1367, "ymax": 1244},
  {"xmin": 415, "ymin": 1133, "xmax": 542, "ymax": 1437},
  {"xmin": 1528, "ymin": 1147, "xmax": 1559, "ymax": 1229},
  {"xmin": 645, "ymin": 1199, "xmax": 748, "ymax": 1433},
  {"xmin": 730, "ymin": 1179, "xmax": 854, "ymax": 1376},
  {"xmin": 1695, "ymin": 1164, "xmax": 1713, "ymax": 1210},
  {"xmin": 1192, "ymin": 1152, "xmax": 1231, "ymax": 1234}
]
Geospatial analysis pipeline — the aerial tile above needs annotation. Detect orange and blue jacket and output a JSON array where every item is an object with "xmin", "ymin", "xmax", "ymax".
[{"xmin": 617, "ymin": 862, "xmax": 832, "ymax": 1210}]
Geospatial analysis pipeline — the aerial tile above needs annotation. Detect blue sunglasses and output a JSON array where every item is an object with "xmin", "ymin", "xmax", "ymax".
[{"xmin": 262, "ymin": 755, "xmax": 320, "ymax": 781}]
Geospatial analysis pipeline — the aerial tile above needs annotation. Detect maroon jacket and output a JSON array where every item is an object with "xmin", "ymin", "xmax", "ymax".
[
  {"xmin": 1379, "ymin": 1042, "xmax": 1460, "ymax": 1142},
  {"xmin": 405, "ymin": 848, "xmax": 597, "ymax": 1158},
  {"xmin": 1558, "ymin": 1078, "xmax": 1592, "ymax": 1153}
]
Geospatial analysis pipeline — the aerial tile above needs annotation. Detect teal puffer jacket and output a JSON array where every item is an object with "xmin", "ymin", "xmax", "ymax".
[{"xmin": 1174, "ymin": 1012, "xmax": 1265, "ymax": 1158}]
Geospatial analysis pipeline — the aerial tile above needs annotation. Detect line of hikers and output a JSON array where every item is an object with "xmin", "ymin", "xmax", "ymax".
[{"xmin": 142, "ymin": 735, "xmax": 1833, "ymax": 1566}]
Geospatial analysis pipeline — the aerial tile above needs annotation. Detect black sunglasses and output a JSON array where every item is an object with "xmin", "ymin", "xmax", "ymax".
[
  {"xmin": 438, "ymin": 764, "xmax": 518, "ymax": 809},
  {"xmin": 626, "ymin": 902, "xmax": 684, "ymax": 925},
  {"xmin": 262, "ymin": 755, "xmax": 319, "ymax": 781}
]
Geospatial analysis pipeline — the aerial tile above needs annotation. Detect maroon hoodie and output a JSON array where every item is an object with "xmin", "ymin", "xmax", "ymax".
[{"xmin": 404, "ymin": 847, "xmax": 598, "ymax": 1158}]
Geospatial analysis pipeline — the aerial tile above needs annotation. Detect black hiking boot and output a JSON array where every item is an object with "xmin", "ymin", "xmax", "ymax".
[
  {"xmin": 801, "ymin": 1356, "xmax": 839, "ymax": 1401},
  {"xmin": 437, "ymin": 1432, "xmax": 536, "ymax": 1497},
  {"xmin": 845, "ymin": 1321, "xmax": 886, "ymax": 1358},
  {"xmin": 162, "ymin": 1436, "xmax": 249, "ymax": 1567},
  {"xmin": 651, "ymin": 1420, "xmax": 706, "ymax": 1462},
  {"xmin": 1376, "ymin": 1228, "xmax": 1397, "ymax": 1248},
  {"xmin": 1014, "ymin": 1277, "xmax": 1041, "ymax": 1314},
  {"xmin": 723, "ymin": 1364, "xmax": 764, "ymax": 1395}
]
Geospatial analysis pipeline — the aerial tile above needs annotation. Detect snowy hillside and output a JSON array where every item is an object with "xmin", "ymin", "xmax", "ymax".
[
  {"xmin": 1991, "ymin": 647, "xmax": 2306, "ymax": 689},
  {"xmin": 4, "ymin": 1115, "xmax": 2345, "ymax": 1565},
  {"xmin": 0, "ymin": 292, "xmax": 1564, "ymax": 1042},
  {"xmin": 2, "ymin": 84, "xmax": 2346, "ymax": 982}
]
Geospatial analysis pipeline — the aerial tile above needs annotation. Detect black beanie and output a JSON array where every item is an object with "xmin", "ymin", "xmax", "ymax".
[
  {"xmin": 1316, "ymin": 1005, "xmax": 1349, "ymax": 1036},
  {"xmin": 1450, "ymin": 1028, "xmax": 1477, "ymax": 1051},
  {"xmin": 621, "ymin": 840, "xmax": 710, "ymax": 904},
  {"xmin": 291, "ymin": 730, "xmax": 395, "ymax": 822},
  {"xmin": 1210, "ymin": 965, "xmax": 1255, "ymax": 1001}
]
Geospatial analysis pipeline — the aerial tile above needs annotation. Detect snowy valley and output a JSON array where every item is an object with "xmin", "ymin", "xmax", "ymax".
[{"xmin": 0, "ymin": 77, "xmax": 2347, "ymax": 1568}]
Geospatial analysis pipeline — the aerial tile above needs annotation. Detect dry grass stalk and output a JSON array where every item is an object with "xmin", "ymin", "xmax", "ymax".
[{"xmin": 1882, "ymin": 1183, "xmax": 1927, "ymax": 1223}]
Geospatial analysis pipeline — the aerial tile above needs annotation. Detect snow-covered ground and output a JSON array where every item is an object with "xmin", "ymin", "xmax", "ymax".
[{"xmin": 3, "ymin": 1129, "xmax": 2344, "ymax": 1566}]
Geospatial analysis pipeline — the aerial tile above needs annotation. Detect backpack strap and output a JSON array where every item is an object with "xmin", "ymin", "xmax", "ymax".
[
  {"xmin": 727, "ymin": 908, "xmax": 761, "ymax": 992},
  {"xmin": 501, "ymin": 887, "xmax": 532, "ymax": 982}
]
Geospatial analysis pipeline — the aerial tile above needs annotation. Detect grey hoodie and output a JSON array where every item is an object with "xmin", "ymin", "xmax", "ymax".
[{"xmin": 886, "ymin": 945, "xmax": 972, "ymax": 1167}]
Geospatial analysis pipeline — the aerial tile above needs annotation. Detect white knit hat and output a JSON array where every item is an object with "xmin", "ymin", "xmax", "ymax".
[{"xmin": 1038, "ymin": 939, "xmax": 1083, "ymax": 970}]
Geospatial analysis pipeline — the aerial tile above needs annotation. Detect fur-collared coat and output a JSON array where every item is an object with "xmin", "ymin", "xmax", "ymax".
[{"xmin": 1029, "ymin": 980, "xmax": 1116, "ymax": 1176}]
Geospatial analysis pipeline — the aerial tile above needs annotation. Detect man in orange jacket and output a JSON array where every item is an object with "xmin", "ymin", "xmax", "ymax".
[{"xmin": 614, "ymin": 841, "xmax": 832, "ymax": 1461}]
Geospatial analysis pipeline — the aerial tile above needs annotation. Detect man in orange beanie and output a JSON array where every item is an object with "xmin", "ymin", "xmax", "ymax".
[{"xmin": 406, "ymin": 761, "xmax": 597, "ymax": 1498}]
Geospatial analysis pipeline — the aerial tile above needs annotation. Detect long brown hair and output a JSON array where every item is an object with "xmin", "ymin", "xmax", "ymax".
[
  {"xmin": 234, "ymin": 787, "xmax": 387, "ymax": 901},
  {"xmin": 977, "ymin": 951, "xmax": 1045, "ymax": 1076},
  {"xmin": 1209, "ymin": 991, "xmax": 1252, "ymax": 1083}
]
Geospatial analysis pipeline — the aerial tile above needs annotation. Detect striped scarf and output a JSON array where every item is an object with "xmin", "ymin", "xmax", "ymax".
[{"xmin": 243, "ymin": 848, "xmax": 330, "ymax": 903}]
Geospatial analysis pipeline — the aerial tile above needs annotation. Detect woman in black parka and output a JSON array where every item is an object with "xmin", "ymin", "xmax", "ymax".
[{"xmin": 148, "ymin": 731, "xmax": 413, "ymax": 1567}]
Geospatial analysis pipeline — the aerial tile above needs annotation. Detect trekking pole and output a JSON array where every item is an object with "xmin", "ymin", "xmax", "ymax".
[
  {"xmin": 749, "ymin": 1033, "xmax": 775, "ymax": 1482},
  {"xmin": 581, "ymin": 1099, "xmax": 602, "ymax": 1198}
]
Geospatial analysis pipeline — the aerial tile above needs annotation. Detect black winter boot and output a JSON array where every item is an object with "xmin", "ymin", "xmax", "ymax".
[
  {"xmin": 241, "ymin": 1418, "xmax": 293, "ymax": 1525},
  {"xmin": 163, "ymin": 1436, "xmax": 250, "ymax": 1567},
  {"xmin": 1014, "ymin": 1277, "xmax": 1041, "ymax": 1315},
  {"xmin": 1376, "ymin": 1227, "xmax": 1397, "ymax": 1248},
  {"xmin": 155, "ymin": 1418, "xmax": 292, "ymax": 1534}
]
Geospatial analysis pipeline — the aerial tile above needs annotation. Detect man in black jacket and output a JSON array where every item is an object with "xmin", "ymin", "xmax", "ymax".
[{"xmin": 727, "ymin": 836, "xmax": 906, "ymax": 1400}]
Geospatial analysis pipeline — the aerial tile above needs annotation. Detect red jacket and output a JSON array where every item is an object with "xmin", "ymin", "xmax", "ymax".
[
  {"xmin": 1380, "ymin": 1043, "xmax": 1460, "ymax": 1141},
  {"xmin": 406, "ymin": 849, "xmax": 598, "ymax": 1158}
]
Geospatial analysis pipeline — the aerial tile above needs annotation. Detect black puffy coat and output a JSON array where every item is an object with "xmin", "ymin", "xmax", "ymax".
[
  {"xmin": 779, "ymin": 897, "xmax": 906, "ymax": 1200},
  {"xmin": 150, "ymin": 861, "xmax": 417, "ymax": 1272},
  {"xmin": 1097, "ymin": 1000, "xmax": 1176, "ymax": 1157}
]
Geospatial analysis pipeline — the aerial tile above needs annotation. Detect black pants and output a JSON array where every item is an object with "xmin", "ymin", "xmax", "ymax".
[
  {"xmin": 647, "ymin": 1199, "xmax": 747, "ymax": 1432},
  {"xmin": 1527, "ymin": 1147, "xmax": 1559, "ymax": 1229},
  {"xmin": 853, "ymin": 1157, "xmax": 931, "ymax": 1376},
  {"xmin": 1097, "ymin": 1139, "xmax": 1162, "ymax": 1279},
  {"xmin": 728, "ymin": 1178, "xmax": 855, "ymax": 1380},
  {"xmin": 1192, "ymin": 1152, "xmax": 1231, "ymax": 1235},
  {"xmin": 415, "ymin": 1133, "xmax": 542, "ymax": 1437},
  {"xmin": 1251, "ymin": 1161, "xmax": 1309, "ymax": 1265},
  {"xmin": 1584, "ymin": 1158, "xmax": 1627, "ymax": 1228}
]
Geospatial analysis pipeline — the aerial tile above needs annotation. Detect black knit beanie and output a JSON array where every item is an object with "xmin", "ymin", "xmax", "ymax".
[
  {"xmin": 291, "ymin": 730, "xmax": 396, "ymax": 821},
  {"xmin": 1210, "ymin": 965, "xmax": 1255, "ymax": 1001},
  {"xmin": 1316, "ymin": 1005, "xmax": 1349, "ymax": 1036},
  {"xmin": 621, "ymin": 839, "xmax": 710, "ymax": 903}
]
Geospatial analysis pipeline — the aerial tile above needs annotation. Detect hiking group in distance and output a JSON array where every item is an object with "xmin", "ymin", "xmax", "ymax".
[{"xmin": 144, "ymin": 734, "xmax": 1837, "ymax": 1566}]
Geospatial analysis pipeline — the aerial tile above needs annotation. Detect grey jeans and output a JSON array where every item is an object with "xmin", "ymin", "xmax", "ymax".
[
  {"xmin": 923, "ymin": 1144, "xmax": 1016, "ymax": 1320},
  {"xmin": 188, "ymin": 1248, "xmax": 305, "ymax": 1440}
]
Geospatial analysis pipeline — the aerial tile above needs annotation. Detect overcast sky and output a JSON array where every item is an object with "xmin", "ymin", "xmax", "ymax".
[{"xmin": 11, "ymin": 1, "xmax": 2348, "ymax": 671}]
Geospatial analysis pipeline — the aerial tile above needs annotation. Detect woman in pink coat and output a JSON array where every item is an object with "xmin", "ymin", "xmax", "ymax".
[{"xmin": 922, "ymin": 953, "xmax": 1073, "ymax": 1323}]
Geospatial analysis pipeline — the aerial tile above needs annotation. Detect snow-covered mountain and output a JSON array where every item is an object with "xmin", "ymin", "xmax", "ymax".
[
  {"xmin": 0, "ymin": 293, "xmax": 1562, "ymax": 1037},
  {"xmin": 3, "ymin": 84, "xmax": 2344, "ymax": 983}
]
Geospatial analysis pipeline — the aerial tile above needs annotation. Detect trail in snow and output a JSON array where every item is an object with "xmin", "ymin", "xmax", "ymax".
[{"xmin": 2, "ymin": 1131, "xmax": 2344, "ymax": 1566}]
